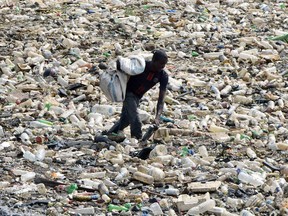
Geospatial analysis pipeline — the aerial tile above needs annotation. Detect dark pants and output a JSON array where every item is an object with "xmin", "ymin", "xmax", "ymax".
[{"xmin": 108, "ymin": 92, "xmax": 142, "ymax": 139}]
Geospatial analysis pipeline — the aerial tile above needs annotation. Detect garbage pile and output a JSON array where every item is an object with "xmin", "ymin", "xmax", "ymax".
[{"xmin": 0, "ymin": 0, "xmax": 288, "ymax": 215}]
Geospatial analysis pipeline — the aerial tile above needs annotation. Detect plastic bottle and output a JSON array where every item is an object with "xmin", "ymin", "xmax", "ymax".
[
  {"xmin": 187, "ymin": 199, "xmax": 216, "ymax": 215},
  {"xmin": 154, "ymin": 155, "xmax": 174, "ymax": 165},
  {"xmin": 98, "ymin": 183, "xmax": 109, "ymax": 195},
  {"xmin": 149, "ymin": 144, "xmax": 167, "ymax": 158},
  {"xmin": 72, "ymin": 194, "xmax": 100, "ymax": 201},
  {"xmin": 240, "ymin": 209, "xmax": 255, "ymax": 216},
  {"xmin": 69, "ymin": 114, "xmax": 80, "ymax": 124},
  {"xmin": 72, "ymin": 94, "xmax": 86, "ymax": 102},
  {"xmin": 203, "ymin": 52, "xmax": 223, "ymax": 59},
  {"xmin": 208, "ymin": 123, "xmax": 229, "ymax": 133},
  {"xmin": 220, "ymin": 85, "xmax": 232, "ymax": 96},
  {"xmin": 159, "ymin": 199, "xmax": 169, "ymax": 210},
  {"xmin": 21, "ymin": 172, "xmax": 36, "ymax": 182},
  {"xmin": 80, "ymin": 171, "xmax": 106, "ymax": 179},
  {"xmin": 165, "ymin": 188, "xmax": 180, "ymax": 196},
  {"xmin": 150, "ymin": 202, "xmax": 163, "ymax": 215},
  {"xmin": 237, "ymin": 169, "xmax": 264, "ymax": 187},
  {"xmin": 23, "ymin": 150, "xmax": 36, "ymax": 162},
  {"xmin": 245, "ymin": 193, "xmax": 264, "ymax": 207},
  {"xmin": 246, "ymin": 147, "xmax": 257, "ymax": 159},
  {"xmin": 238, "ymin": 52, "xmax": 259, "ymax": 63},
  {"xmin": 181, "ymin": 157, "xmax": 196, "ymax": 168},
  {"xmin": 0, "ymin": 181, "xmax": 10, "ymax": 189},
  {"xmin": 58, "ymin": 66, "xmax": 70, "ymax": 74},
  {"xmin": 227, "ymin": 197, "xmax": 244, "ymax": 207},
  {"xmin": 20, "ymin": 132, "xmax": 31, "ymax": 145},
  {"xmin": 103, "ymin": 179, "xmax": 117, "ymax": 187},
  {"xmin": 79, "ymin": 179, "xmax": 101, "ymax": 189},
  {"xmin": 102, "ymin": 194, "xmax": 111, "ymax": 203},
  {"xmin": 198, "ymin": 146, "xmax": 209, "ymax": 157},
  {"xmin": 142, "ymin": 125, "xmax": 158, "ymax": 143},
  {"xmin": 60, "ymin": 109, "xmax": 75, "ymax": 119},
  {"xmin": 133, "ymin": 171, "xmax": 154, "ymax": 184},
  {"xmin": 91, "ymin": 104, "xmax": 116, "ymax": 116},
  {"xmin": 73, "ymin": 207, "xmax": 95, "ymax": 215},
  {"xmin": 29, "ymin": 120, "xmax": 52, "ymax": 128},
  {"xmin": 0, "ymin": 126, "xmax": 4, "ymax": 137},
  {"xmin": 88, "ymin": 113, "xmax": 103, "ymax": 126},
  {"xmin": 260, "ymin": 4, "xmax": 270, "ymax": 12},
  {"xmin": 267, "ymin": 134, "xmax": 277, "ymax": 150},
  {"xmin": 210, "ymin": 85, "xmax": 221, "ymax": 100},
  {"xmin": 115, "ymin": 168, "xmax": 129, "ymax": 181},
  {"xmin": 233, "ymin": 95, "xmax": 253, "ymax": 104},
  {"xmin": 57, "ymin": 76, "xmax": 69, "ymax": 87},
  {"xmin": 35, "ymin": 147, "xmax": 46, "ymax": 161},
  {"xmin": 148, "ymin": 167, "xmax": 165, "ymax": 181},
  {"xmin": 67, "ymin": 183, "xmax": 78, "ymax": 194},
  {"xmin": 36, "ymin": 183, "xmax": 47, "ymax": 195},
  {"xmin": 108, "ymin": 203, "xmax": 130, "ymax": 212},
  {"xmin": 164, "ymin": 95, "xmax": 180, "ymax": 105}
]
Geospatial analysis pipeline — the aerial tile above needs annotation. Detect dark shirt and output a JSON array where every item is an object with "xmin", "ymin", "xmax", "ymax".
[{"xmin": 126, "ymin": 61, "xmax": 169, "ymax": 98}]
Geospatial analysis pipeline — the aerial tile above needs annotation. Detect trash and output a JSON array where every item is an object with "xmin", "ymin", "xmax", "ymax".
[
  {"xmin": 133, "ymin": 171, "xmax": 154, "ymax": 185},
  {"xmin": 0, "ymin": 0, "xmax": 287, "ymax": 215},
  {"xmin": 108, "ymin": 203, "xmax": 131, "ymax": 212},
  {"xmin": 72, "ymin": 194, "xmax": 100, "ymax": 201},
  {"xmin": 187, "ymin": 199, "xmax": 216, "ymax": 215},
  {"xmin": 188, "ymin": 181, "xmax": 222, "ymax": 193}
]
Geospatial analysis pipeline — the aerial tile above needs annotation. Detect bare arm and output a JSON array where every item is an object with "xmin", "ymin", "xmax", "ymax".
[{"xmin": 155, "ymin": 88, "xmax": 166, "ymax": 125}]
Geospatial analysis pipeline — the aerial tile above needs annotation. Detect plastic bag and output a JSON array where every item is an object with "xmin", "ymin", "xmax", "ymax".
[
  {"xmin": 118, "ymin": 55, "xmax": 146, "ymax": 75},
  {"xmin": 99, "ymin": 69, "xmax": 129, "ymax": 102},
  {"xmin": 100, "ymin": 55, "xmax": 145, "ymax": 102}
]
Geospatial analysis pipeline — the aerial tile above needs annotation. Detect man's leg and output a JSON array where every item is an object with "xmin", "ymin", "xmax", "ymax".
[
  {"xmin": 125, "ymin": 93, "xmax": 142, "ymax": 139},
  {"xmin": 107, "ymin": 93, "xmax": 134, "ymax": 134},
  {"xmin": 108, "ymin": 92, "xmax": 142, "ymax": 139}
]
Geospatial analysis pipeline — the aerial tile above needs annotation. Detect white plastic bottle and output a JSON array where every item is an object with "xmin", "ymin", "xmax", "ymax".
[
  {"xmin": 115, "ymin": 168, "xmax": 129, "ymax": 181},
  {"xmin": 237, "ymin": 169, "xmax": 264, "ymax": 187},
  {"xmin": 133, "ymin": 171, "xmax": 154, "ymax": 184},
  {"xmin": 91, "ymin": 104, "xmax": 116, "ymax": 116},
  {"xmin": 246, "ymin": 147, "xmax": 257, "ymax": 159},
  {"xmin": 148, "ymin": 167, "xmax": 165, "ymax": 181},
  {"xmin": 198, "ymin": 145, "xmax": 209, "ymax": 157},
  {"xmin": 35, "ymin": 147, "xmax": 46, "ymax": 161},
  {"xmin": 29, "ymin": 121, "xmax": 51, "ymax": 128},
  {"xmin": 21, "ymin": 172, "xmax": 36, "ymax": 182},
  {"xmin": 165, "ymin": 188, "xmax": 180, "ymax": 196},
  {"xmin": 150, "ymin": 202, "xmax": 163, "ymax": 215},
  {"xmin": 80, "ymin": 179, "xmax": 101, "ymax": 189},
  {"xmin": 57, "ymin": 76, "xmax": 69, "ymax": 87},
  {"xmin": 240, "ymin": 209, "xmax": 255, "ymax": 216},
  {"xmin": 187, "ymin": 199, "xmax": 216, "ymax": 215},
  {"xmin": 23, "ymin": 150, "xmax": 36, "ymax": 162},
  {"xmin": 0, "ymin": 126, "xmax": 4, "ymax": 137}
]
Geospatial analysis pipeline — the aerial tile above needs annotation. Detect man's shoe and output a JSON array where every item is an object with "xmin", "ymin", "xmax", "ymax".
[{"xmin": 107, "ymin": 131, "xmax": 126, "ymax": 143}]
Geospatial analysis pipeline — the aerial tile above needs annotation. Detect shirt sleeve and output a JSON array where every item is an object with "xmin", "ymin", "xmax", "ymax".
[{"xmin": 159, "ymin": 71, "xmax": 169, "ymax": 91}]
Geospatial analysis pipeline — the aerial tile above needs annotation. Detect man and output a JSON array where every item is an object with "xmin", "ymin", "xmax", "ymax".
[{"xmin": 106, "ymin": 50, "xmax": 169, "ymax": 142}]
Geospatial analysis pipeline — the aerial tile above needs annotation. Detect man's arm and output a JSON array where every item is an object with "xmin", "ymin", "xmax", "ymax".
[{"xmin": 155, "ymin": 88, "xmax": 166, "ymax": 125}]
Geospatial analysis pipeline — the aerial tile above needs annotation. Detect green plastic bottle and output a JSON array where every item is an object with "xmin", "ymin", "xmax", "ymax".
[
  {"xmin": 191, "ymin": 51, "xmax": 199, "ymax": 57},
  {"xmin": 108, "ymin": 204, "xmax": 129, "ymax": 212},
  {"xmin": 66, "ymin": 183, "xmax": 78, "ymax": 194}
]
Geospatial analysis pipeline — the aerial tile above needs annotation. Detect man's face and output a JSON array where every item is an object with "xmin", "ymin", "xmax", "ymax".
[{"xmin": 152, "ymin": 58, "xmax": 168, "ymax": 72}]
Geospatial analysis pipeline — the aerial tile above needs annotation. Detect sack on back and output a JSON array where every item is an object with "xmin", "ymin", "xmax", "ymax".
[
  {"xmin": 99, "ymin": 69, "xmax": 129, "ymax": 102},
  {"xmin": 99, "ymin": 55, "xmax": 146, "ymax": 102}
]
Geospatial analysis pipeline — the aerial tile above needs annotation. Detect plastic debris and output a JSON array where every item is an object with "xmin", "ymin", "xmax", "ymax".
[{"xmin": 0, "ymin": 0, "xmax": 287, "ymax": 215}]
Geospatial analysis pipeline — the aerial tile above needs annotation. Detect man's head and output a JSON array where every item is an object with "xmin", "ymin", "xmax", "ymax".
[{"xmin": 151, "ymin": 50, "xmax": 168, "ymax": 72}]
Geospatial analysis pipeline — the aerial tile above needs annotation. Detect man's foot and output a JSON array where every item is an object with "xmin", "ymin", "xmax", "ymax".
[{"xmin": 106, "ymin": 131, "xmax": 126, "ymax": 143}]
